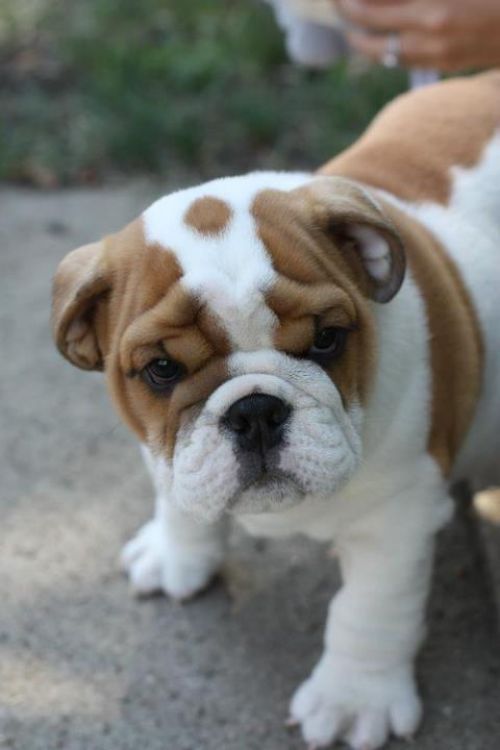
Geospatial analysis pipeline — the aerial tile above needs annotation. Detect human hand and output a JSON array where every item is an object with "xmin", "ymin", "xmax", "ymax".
[{"xmin": 336, "ymin": 0, "xmax": 500, "ymax": 71}]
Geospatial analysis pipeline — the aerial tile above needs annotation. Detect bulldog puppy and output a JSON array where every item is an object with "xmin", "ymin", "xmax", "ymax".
[{"xmin": 52, "ymin": 72, "xmax": 500, "ymax": 750}]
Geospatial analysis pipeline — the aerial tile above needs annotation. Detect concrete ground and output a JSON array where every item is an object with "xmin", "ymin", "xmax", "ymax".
[{"xmin": 1, "ymin": 185, "xmax": 499, "ymax": 750}]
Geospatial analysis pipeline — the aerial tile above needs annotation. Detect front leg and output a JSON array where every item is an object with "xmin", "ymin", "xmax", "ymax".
[
  {"xmin": 121, "ymin": 445, "xmax": 227, "ymax": 600},
  {"xmin": 291, "ymin": 477, "xmax": 453, "ymax": 749}
]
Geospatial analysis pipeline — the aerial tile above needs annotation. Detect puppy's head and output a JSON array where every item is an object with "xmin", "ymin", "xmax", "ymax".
[{"xmin": 52, "ymin": 173, "xmax": 405, "ymax": 521}]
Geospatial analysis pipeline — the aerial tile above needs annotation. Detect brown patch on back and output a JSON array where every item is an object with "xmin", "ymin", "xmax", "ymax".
[
  {"xmin": 320, "ymin": 72, "xmax": 500, "ymax": 204},
  {"xmin": 184, "ymin": 196, "xmax": 232, "ymax": 236},
  {"xmin": 383, "ymin": 201, "xmax": 483, "ymax": 474}
]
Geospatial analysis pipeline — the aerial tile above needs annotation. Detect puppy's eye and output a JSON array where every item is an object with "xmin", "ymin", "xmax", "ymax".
[
  {"xmin": 308, "ymin": 327, "xmax": 348, "ymax": 363},
  {"xmin": 142, "ymin": 358, "xmax": 184, "ymax": 393}
]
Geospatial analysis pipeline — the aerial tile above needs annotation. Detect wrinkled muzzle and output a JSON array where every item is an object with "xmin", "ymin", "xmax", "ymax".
[{"xmin": 165, "ymin": 352, "xmax": 363, "ymax": 522}]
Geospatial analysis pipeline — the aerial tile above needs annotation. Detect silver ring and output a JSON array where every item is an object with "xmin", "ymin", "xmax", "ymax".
[{"xmin": 382, "ymin": 33, "xmax": 401, "ymax": 68}]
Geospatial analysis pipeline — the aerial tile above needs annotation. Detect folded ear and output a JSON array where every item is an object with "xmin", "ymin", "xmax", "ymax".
[
  {"xmin": 52, "ymin": 241, "xmax": 110, "ymax": 370},
  {"xmin": 302, "ymin": 177, "xmax": 406, "ymax": 303}
]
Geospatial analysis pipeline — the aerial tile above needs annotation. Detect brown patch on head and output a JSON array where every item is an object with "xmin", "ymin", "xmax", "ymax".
[
  {"xmin": 251, "ymin": 185, "xmax": 381, "ymax": 406},
  {"xmin": 320, "ymin": 72, "xmax": 500, "ymax": 205},
  {"xmin": 268, "ymin": 278, "xmax": 356, "ymax": 351},
  {"xmin": 52, "ymin": 240, "xmax": 110, "ymax": 370},
  {"xmin": 163, "ymin": 359, "xmax": 228, "ymax": 456},
  {"xmin": 51, "ymin": 218, "xmax": 168, "ymax": 372},
  {"xmin": 382, "ymin": 201, "xmax": 483, "ymax": 474},
  {"xmin": 114, "ymin": 355, "xmax": 229, "ymax": 459},
  {"xmin": 53, "ymin": 215, "xmax": 231, "ymax": 454},
  {"xmin": 108, "ymin": 264, "xmax": 231, "ymax": 453},
  {"xmin": 184, "ymin": 196, "xmax": 232, "ymax": 236}
]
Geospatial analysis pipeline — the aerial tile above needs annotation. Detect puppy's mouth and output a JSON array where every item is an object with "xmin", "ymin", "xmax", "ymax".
[
  {"xmin": 244, "ymin": 467, "xmax": 293, "ymax": 491},
  {"xmin": 228, "ymin": 462, "xmax": 305, "ymax": 515}
]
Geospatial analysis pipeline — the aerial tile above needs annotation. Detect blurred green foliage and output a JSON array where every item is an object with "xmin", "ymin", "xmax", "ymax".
[{"xmin": 0, "ymin": 0, "xmax": 406, "ymax": 185}]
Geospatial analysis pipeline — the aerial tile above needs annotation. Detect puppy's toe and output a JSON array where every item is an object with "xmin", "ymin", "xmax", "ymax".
[
  {"xmin": 388, "ymin": 687, "xmax": 422, "ymax": 738},
  {"xmin": 128, "ymin": 549, "xmax": 163, "ymax": 595},
  {"xmin": 290, "ymin": 677, "xmax": 347, "ymax": 747},
  {"xmin": 290, "ymin": 656, "xmax": 422, "ymax": 750},
  {"xmin": 345, "ymin": 710, "xmax": 388, "ymax": 750},
  {"xmin": 121, "ymin": 521, "xmax": 164, "ymax": 595},
  {"xmin": 120, "ymin": 520, "xmax": 157, "ymax": 569}
]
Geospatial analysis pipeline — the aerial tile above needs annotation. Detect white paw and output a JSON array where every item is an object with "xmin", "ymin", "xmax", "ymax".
[
  {"xmin": 120, "ymin": 519, "xmax": 223, "ymax": 600},
  {"xmin": 290, "ymin": 654, "xmax": 422, "ymax": 749}
]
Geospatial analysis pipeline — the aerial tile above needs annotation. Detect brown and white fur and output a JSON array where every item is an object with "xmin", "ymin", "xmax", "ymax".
[{"xmin": 52, "ymin": 72, "xmax": 500, "ymax": 749}]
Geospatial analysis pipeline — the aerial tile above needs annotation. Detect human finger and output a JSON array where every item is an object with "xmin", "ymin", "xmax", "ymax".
[
  {"xmin": 337, "ymin": 0, "xmax": 422, "ymax": 32},
  {"xmin": 346, "ymin": 29, "xmax": 458, "ymax": 69}
]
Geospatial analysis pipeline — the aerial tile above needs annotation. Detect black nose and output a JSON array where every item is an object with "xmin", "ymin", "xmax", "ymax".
[{"xmin": 223, "ymin": 394, "xmax": 291, "ymax": 453}]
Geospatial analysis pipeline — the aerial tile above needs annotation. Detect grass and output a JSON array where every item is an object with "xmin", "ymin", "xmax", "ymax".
[{"xmin": 0, "ymin": 0, "xmax": 407, "ymax": 185}]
